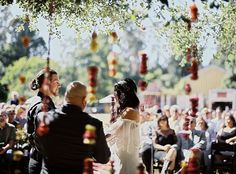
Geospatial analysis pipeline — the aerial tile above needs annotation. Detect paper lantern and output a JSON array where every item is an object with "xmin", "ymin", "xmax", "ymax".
[
  {"xmin": 19, "ymin": 75, "xmax": 26, "ymax": 84},
  {"xmin": 184, "ymin": 83, "xmax": 191, "ymax": 95},
  {"xmin": 108, "ymin": 32, "xmax": 118, "ymax": 43},
  {"xmin": 83, "ymin": 124, "xmax": 96, "ymax": 145},
  {"xmin": 138, "ymin": 80, "xmax": 148, "ymax": 91},
  {"xmin": 190, "ymin": 59, "xmax": 198, "ymax": 80},
  {"xmin": 21, "ymin": 36, "xmax": 31, "ymax": 48},
  {"xmin": 139, "ymin": 53, "xmax": 148, "ymax": 75},
  {"xmin": 190, "ymin": 2, "xmax": 198, "ymax": 22}
]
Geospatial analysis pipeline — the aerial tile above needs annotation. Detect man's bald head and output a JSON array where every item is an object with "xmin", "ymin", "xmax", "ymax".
[{"xmin": 65, "ymin": 81, "xmax": 87, "ymax": 109}]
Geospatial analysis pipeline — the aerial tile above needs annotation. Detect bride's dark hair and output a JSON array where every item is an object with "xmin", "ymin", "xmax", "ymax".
[
  {"xmin": 114, "ymin": 78, "xmax": 139, "ymax": 114},
  {"xmin": 30, "ymin": 69, "xmax": 57, "ymax": 91}
]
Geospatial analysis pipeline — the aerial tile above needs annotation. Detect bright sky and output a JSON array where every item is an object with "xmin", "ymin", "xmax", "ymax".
[{"xmin": 9, "ymin": 1, "xmax": 217, "ymax": 67}]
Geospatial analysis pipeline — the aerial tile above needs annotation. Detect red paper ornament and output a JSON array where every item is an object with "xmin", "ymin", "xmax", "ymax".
[
  {"xmin": 36, "ymin": 120, "xmax": 49, "ymax": 136},
  {"xmin": 184, "ymin": 83, "xmax": 191, "ymax": 95},
  {"xmin": 139, "ymin": 53, "xmax": 148, "ymax": 75},
  {"xmin": 83, "ymin": 158, "xmax": 94, "ymax": 174},
  {"xmin": 138, "ymin": 80, "xmax": 148, "ymax": 91},
  {"xmin": 190, "ymin": 97, "xmax": 198, "ymax": 117},
  {"xmin": 190, "ymin": 2, "xmax": 198, "ymax": 22},
  {"xmin": 190, "ymin": 59, "xmax": 198, "ymax": 80},
  {"xmin": 21, "ymin": 36, "xmax": 31, "ymax": 48}
]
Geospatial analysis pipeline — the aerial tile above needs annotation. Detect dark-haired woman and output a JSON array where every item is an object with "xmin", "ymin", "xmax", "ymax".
[
  {"xmin": 153, "ymin": 115, "xmax": 177, "ymax": 174},
  {"xmin": 106, "ymin": 78, "xmax": 140, "ymax": 174},
  {"xmin": 27, "ymin": 69, "xmax": 60, "ymax": 174},
  {"xmin": 217, "ymin": 114, "xmax": 236, "ymax": 143}
]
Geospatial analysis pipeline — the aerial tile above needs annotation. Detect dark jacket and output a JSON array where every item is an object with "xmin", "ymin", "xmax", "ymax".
[
  {"xmin": 27, "ymin": 91, "xmax": 55, "ymax": 158},
  {"xmin": 39, "ymin": 104, "xmax": 111, "ymax": 174}
]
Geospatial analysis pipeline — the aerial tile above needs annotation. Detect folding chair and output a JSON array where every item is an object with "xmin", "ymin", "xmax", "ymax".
[{"xmin": 210, "ymin": 142, "xmax": 236, "ymax": 174}]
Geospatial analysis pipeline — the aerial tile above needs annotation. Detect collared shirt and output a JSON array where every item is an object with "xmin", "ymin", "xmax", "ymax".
[{"xmin": 0, "ymin": 123, "xmax": 16, "ymax": 146}]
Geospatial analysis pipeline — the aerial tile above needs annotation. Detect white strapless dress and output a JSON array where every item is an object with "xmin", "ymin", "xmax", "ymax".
[{"xmin": 106, "ymin": 118, "xmax": 140, "ymax": 174}]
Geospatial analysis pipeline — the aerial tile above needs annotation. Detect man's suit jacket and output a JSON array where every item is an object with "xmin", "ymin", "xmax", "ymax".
[
  {"xmin": 39, "ymin": 104, "xmax": 111, "ymax": 174},
  {"xmin": 177, "ymin": 129, "xmax": 206, "ymax": 151}
]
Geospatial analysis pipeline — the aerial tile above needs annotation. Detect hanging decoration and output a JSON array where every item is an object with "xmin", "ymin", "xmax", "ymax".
[
  {"xmin": 36, "ymin": 1, "xmax": 54, "ymax": 136},
  {"xmin": 190, "ymin": 58, "xmax": 198, "ymax": 80},
  {"xmin": 138, "ymin": 52, "xmax": 148, "ymax": 91},
  {"xmin": 184, "ymin": 83, "xmax": 191, "ymax": 95},
  {"xmin": 107, "ymin": 52, "xmax": 118, "ymax": 77},
  {"xmin": 18, "ymin": 96, "xmax": 26, "ymax": 105},
  {"xmin": 90, "ymin": 32, "xmax": 99, "ymax": 52},
  {"xmin": 83, "ymin": 158, "xmax": 94, "ymax": 174},
  {"xmin": 21, "ymin": 36, "xmax": 31, "ymax": 48},
  {"xmin": 108, "ymin": 32, "xmax": 118, "ymax": 44},
  {"xmin": 19, "ymin": 75, "xmax": 26, "ymax": 84},
  {"xmin": 138, "ymin": 80, "xmax": 148, "ymax": 91},
  {"xmin": 83, "ymin": 124, "xmax": 96, "ymax": 145},
  {"xmin": 139, "ymin": 53, "xmax": 148, "ymax": 75},
  {"xmin": 87, "ymin": 66, "xmax": 98, "ymax": 104},
  {"xmin": 190, "ymin": 97, "xmax": 198, "ymax": 117},
  {"xmin": 136, "ymin": 163, "xmax": 145, "ymax": 174},
  {"xmin": 110, "ymin": 96, "xmax": 116, "ymax": 123},
  {"xmin": 190, "ymin": 2, "xmax": 198, "ymax": 22}
]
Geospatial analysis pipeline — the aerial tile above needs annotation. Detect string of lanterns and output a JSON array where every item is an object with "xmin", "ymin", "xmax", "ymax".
[{"xmin": 138, "ymin": 52, "xmax": 148, "ymax": 91}]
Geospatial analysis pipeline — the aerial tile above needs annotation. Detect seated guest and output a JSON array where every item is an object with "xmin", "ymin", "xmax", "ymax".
[
  {"xmin": 0, "ymin": 110, "xmax": 16, "ymax": 172},
  {"xmin": 140, "ymin": 112, "xmax": 156, "ymax": 174},
  {"xmin": 153, "ymin": 115, "xmax": 177, "ymax": 174},
  {"xmin": 39, "ymin": 81, "xmax": 111, "ymax": 174},
  {"xmin": 176, "ymin": 117, "xmax": 206, "ymax": 165},
  {"xmin": 217, "ymin": 114, "xmax": 236, "ymax": 143}
]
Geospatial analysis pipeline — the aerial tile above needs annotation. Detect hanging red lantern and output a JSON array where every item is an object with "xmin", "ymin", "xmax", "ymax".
[
  {"xmin": 190, "ymin": 2, "xmax": 198, "ymax": 22},
  {"xmin": 83, "ymin": 158, "xmax": 93, "ymax": 174},
  {"xmin": 87, "ymin": 66, "xmax": 98, "ymax": 103},
  {"xmin": 139, "ymin": 53, "xmax": 148, "ymax": 75},
  {"xmin": 36, "ymin": 121, "xmax": 49, "ymax": 136},
  {"xmin": 88, "ymin": 66, "xmax": 98, "ymax": 76},
  {"xmin": 19, "ymin": 75, "xmax": 26, "ymax": 84},
  {"xmin": 190, "ymin": 59, "xmax": 198, "ymax": 80},
  {"xmin": 190, "ymin": 97, "xmax": 198, "ymax": 117},
  {"xmin": 184, "ymin": 83, "xmax": 191, "ymax": 95},
  {"xmin": 108, "ymin": 32, "xmax": 118, "ymax": 43},
  {"xmin": 21, "ymin": 36, "xmax": 31, "ymax": 48},
  {"xmin": 138, "ymin": 80, "xmax": 148, "ymax": 91}
]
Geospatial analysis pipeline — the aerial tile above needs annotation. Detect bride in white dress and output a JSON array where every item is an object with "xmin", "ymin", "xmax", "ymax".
[{"xmin": 106, "ymin": 78, "xmax": 140, "ymax": 174}]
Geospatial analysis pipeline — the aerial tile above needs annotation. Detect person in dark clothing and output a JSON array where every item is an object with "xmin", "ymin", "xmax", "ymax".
[
  {"xmin": 39, "ymin": 81, "xmax": 111, "ymax": 174},
  {"xmin": 27, "ymin": 69, "xmax": 60, "ymax": 174}
]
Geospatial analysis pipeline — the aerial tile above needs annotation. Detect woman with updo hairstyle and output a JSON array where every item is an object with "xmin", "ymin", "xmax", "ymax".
[
  {"xmin": 106, "ymin": 78, "xmax": 140, "ymax": 174},
  {"xmin": 27, "ymin": 68, "xmax": 60, "ymax": 174}
]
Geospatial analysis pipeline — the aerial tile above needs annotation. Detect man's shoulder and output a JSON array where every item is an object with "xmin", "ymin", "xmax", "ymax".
[{"xmin": 84, "ymin": 113, "xmax": 103, "ymax": 127}]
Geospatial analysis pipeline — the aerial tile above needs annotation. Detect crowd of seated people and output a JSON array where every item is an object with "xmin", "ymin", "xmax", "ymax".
[
  {"xmin": 1, "ymin": 89, "xmax": 236, "ymax": 174},
  {"xmin": 140, "ymin": 105, "xmax": 236, "ymax": 174}
]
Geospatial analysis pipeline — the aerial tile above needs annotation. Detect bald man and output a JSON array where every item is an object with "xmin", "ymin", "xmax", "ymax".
[{"xmin": 38, "ymin": 81, "xmax": 111, "ymax": 174}]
